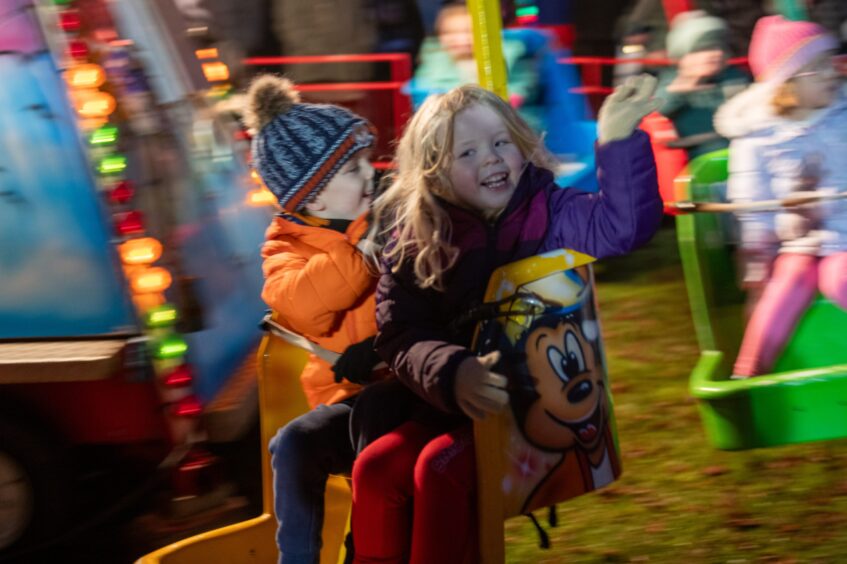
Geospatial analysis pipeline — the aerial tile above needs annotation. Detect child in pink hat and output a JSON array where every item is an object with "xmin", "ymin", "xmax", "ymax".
[{"xmin": 714, "ymin": 15, "xmax": 847, "ymax": 378}]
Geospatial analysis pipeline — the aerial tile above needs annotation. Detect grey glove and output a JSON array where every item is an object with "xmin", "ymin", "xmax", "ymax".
[{"xmin": 597, "ymin": 74, "xmax": 662, "ymax": 145}]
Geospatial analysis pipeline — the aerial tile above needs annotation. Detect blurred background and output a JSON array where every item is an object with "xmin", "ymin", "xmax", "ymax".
[{"xmin": 1, "ymin": 0, "xmax": 847, "ymax": 562}]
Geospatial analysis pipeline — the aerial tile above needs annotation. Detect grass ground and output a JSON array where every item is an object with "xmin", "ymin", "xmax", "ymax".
[{"xmin": 504, "ymin": 224, "xmax": 847, "ymax": 564}]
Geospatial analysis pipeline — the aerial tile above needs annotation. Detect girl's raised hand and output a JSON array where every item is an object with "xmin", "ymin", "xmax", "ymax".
[
  {"xmin": 454, "ymin": 351, "xmax": 509, "ymax": 420},
  {"xmin": 597, "ymin": 74, "xmax": 662, "ymax": 144}
]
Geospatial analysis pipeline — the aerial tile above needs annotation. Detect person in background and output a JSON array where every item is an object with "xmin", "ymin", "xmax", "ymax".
[
  {"xmin": 713, "ymin": 16, "xmax": 847, "ymax": 378},
  {"xmin": 410, "ymin": 1, "xmax": 545, "ymax": 130},
  {"xmin": 655, "ymin": 10, "xmax": 751, "ymax": 160},
  {"xmin": 244, "ymin": 75, "xmax": 384, "ymax": 563}
]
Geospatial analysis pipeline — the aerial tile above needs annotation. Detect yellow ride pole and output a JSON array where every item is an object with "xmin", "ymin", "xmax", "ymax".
[
  {"xmin": 468, "ymin": 0, "xmax": 509, "ymax": 101},
  {"xmin": 467, "ymin": 5, "xmax": 509, "ymax": 563}
]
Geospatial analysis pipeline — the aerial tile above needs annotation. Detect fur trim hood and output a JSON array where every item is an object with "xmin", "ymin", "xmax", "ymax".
[{"xmin": 715, "ymin": 82, "xmax": 847, "ymax": 139}]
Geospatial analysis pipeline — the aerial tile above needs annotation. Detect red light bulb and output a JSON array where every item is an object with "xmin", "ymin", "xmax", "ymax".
[
  {"xmin": 68, "ymin": 39, "xmax": 89, "ymax": 60},
  {"xmin": 114, "ymin": 210, "xmax": 144, "ymax": 235},
  {"xmin": 109, "ymin": 180, "xmax": 135, "ymax": 204},
  {"xmin": 58, "ymin": 10, "xmax": 82, "ymax": 33}
]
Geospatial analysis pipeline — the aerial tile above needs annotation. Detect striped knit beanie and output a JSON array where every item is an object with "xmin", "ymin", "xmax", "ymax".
[
  {"xmin": 748, "ymin": 15, "xmax": 838, "ymax": 83},
  {"xmin": 243, "ymin": 75, "xmax": 376, "ymax": 212}
]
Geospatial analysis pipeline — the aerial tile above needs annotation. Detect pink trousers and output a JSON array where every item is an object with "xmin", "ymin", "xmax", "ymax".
[{"xmin": 734, "ymin": 252, "xmax": 847, "ymax": 377}]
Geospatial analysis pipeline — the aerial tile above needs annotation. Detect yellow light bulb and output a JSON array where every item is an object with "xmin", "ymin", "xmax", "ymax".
[
  {"xmin": 64, "ymin": 64, "xmax": 106, "ymax": 89},
  {"xmin": 202, "ymin": 61, "xmax": 230, "ymax": 83},
  {"xmin": 131, "ymin": 267, "xmax": 173, "ymax": 294},
  {"xmin": 74, "ymin": 90, "xmax": 116, "ymax": 119},
  {"xmin": 119, "ymin": 237, "xmax": 163, "ymax": 265}
]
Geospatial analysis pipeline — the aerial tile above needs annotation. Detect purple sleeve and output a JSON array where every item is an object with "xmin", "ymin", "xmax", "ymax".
[
  {"xmin": 373, "ymin": 268, "xmax": 472, "ymax": 414},
  {"xmin": 544, "ymin": 130, "xmax": 662, "ymax": 258}
]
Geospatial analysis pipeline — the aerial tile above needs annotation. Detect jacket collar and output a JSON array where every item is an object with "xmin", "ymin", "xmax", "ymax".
[
  {"xmin": 438, "ymin": 163, "xmax": 553, "ymax": 231},
  {"xmin": 266, "ymin": 211, "xmax": 369, "ymax": 243}
]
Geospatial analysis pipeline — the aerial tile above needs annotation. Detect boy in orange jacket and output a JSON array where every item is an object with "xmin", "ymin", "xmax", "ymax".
[{"xmin": 244, "ymin": 75, "xmax": 382, "ymax": 564}]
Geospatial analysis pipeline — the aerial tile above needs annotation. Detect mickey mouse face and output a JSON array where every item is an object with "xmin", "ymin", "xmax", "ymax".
[{"xmin": 522, "ymin": 319, "xmax": 605, "ymax": 452}]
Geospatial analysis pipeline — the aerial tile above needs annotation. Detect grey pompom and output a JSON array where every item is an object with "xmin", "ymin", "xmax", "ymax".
[{"xmin": 242, "ymin": 75, "xmax": 300, "ymax": 134}]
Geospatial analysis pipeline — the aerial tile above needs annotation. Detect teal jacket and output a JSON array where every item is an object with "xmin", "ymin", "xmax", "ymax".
[{"xmin": 408, "ymin": 36, "xmax": 544, "ymax": 131}]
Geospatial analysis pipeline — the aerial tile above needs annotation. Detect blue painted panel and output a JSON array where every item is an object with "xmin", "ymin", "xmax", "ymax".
[
  {"xmin": 0, "ymin": 51, "xmax": 137, "ymax": 339},
  {"xmin": 169, "ymin": 133, "xmax": 273, "ymax": 403}
]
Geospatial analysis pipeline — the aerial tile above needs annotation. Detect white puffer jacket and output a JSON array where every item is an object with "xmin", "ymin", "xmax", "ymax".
[{"xmin": 714, "ymin": 84, "xmax": 847, "ymax": 256}]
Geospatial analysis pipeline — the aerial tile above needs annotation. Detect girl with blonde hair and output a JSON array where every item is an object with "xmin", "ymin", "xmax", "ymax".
[{"xmin": 352, "ymin": 78, "xmax": 663, "ymax": 563}]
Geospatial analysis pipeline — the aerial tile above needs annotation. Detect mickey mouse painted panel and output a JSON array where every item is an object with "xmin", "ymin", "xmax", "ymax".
[{"xmin": 473, "ymin": 249, "xmax": 621, "ymax": 517}]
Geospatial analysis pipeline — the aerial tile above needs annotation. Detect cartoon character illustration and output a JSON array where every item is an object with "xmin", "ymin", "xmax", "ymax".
[
  {"xmin": 481, "ymin": 266, "xmax": 621, "ymax": 513},
  {"xmin": 512, "ymin": 311, "xmax": 620, "ymax": 512}
]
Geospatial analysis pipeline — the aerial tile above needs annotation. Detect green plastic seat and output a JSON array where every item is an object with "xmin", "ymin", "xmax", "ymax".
[{"xmin": 676, "ymin": 150, "xmax": 847, "ymax": 450}]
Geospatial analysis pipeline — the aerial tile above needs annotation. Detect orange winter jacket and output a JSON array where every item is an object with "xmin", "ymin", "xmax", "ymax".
[{"xmin": 261, "ymin": 213, "xmax": 377, "ymax": 408}]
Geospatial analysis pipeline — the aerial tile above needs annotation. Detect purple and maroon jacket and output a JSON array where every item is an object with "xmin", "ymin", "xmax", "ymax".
[{"xmin": 374, "ymin": 130, "xmax": 661, "ymax": 416}]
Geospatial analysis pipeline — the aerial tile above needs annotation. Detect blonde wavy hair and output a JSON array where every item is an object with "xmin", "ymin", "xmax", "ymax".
[{"xmin": 367, "ymin": 84, "xmax": 556, "ymax": 291}]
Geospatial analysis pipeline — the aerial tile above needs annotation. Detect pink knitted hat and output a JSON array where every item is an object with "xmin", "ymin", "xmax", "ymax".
[{"xmin": 748, "ymin": 15, "xmax": 838, "ymax": 83}]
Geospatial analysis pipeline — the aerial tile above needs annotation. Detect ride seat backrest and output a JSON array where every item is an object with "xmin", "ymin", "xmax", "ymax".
[
  {"xmin": 639, "ymin": 112, "xmax": 689, "ymax": 208},
  {"xmin": 257, "ymin": 326, "xmax": 352, "ymax": 563},
  {"xmin": 675, "ymin": 149, "xmax": 745, "ymax": 363}
]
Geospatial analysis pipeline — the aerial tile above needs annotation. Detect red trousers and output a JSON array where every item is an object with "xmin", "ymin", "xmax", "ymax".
[{"xmin": 351, "ymin": 421, "xmax": 478, "ymax": 564}]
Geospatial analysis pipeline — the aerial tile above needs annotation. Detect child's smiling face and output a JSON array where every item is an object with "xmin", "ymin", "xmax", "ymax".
[
  {"xmin": 305, "ymin": 148, "xmax": 374, "ymax": 220},
  {"xmin": 448, "ymin": 103, "xmax": 525, "ymax": 218}
]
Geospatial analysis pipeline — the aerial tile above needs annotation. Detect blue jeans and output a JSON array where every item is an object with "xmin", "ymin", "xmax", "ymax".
[{"xmin": 269, "ymin": 398, "xmax": 356, "ymax": 564}]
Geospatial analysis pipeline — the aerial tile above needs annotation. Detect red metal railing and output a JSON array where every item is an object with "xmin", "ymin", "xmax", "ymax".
[{"xmin": 557, "ymin": 56, "xmax": 750, "ymax": 97}]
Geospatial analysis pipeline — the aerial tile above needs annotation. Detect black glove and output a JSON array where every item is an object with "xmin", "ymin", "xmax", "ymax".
[{"xmin": 332, "ymin": 336, "xmax": 381, "ymax": 384}]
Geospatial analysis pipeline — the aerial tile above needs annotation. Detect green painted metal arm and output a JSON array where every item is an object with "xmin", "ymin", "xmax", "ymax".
[{"xmin": 690, "ymin": 350, "xmax": 847, "ymax": 400}]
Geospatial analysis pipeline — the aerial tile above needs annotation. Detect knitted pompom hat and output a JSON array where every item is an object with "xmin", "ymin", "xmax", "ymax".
[
  {"xmin": 748, "ymin": 15, "xmax": 838, "ymax": 83},
  {"xmin": 243, "ymin": 75, "xmax": 376, "ymax": 212}
]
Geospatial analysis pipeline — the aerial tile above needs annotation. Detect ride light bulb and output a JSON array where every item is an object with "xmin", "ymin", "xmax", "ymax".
[
  {"xmin": 153, "ymin": 334, "xmax": 188, "ymax": 360},
  {"xmin": 163, "ymin": 365, "xmax": 193, "ymax": 387},
  {"xmin": 172, "ymin": 395, "xmax": 202, "ymax": 417},
  {"xmin": 58, "ymin": 10, "xmax": 81, "ymax": 33},
  {"xmin": 64, "ymin": 64, "xmax": 106, "ymax": 89},
  {"xmin": 130, "ymin": 267, "xmax": 173, "ymax": 294},
  {"xmin": 119, "ymin": 237, "xmax": 163, "ymax": 265},
  {"xmin": 108, "ymin": 180, "xmax": 134, "ymax": 204},
  {"xmin": 68, "ymin": 39, "xmax": 89, "ymax": 60},
  {"xmin": 145, "ymin": 304, "xmax": 178, "ymax": 328},
  {"xmin": 114, "ymin": 210, "xmax": 144, "ymax": 235}
]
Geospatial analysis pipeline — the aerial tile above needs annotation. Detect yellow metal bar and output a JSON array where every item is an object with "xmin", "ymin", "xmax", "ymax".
[
  {"xmin": 467, "ymin": 0, "xmax": 508, "ymax": 100},
  {"xmin": 467, "ymin": 4, "xmax": 508, "ymax": 560}
]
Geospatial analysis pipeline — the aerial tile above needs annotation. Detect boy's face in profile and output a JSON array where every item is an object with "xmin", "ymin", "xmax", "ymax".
[
  {"xmin": 304, "ymin": 149, "xmax": 374, "ymax": 220},
  {"xmin": 438, "ymin": 10, "xmax": 474, "ymax": 61}
]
